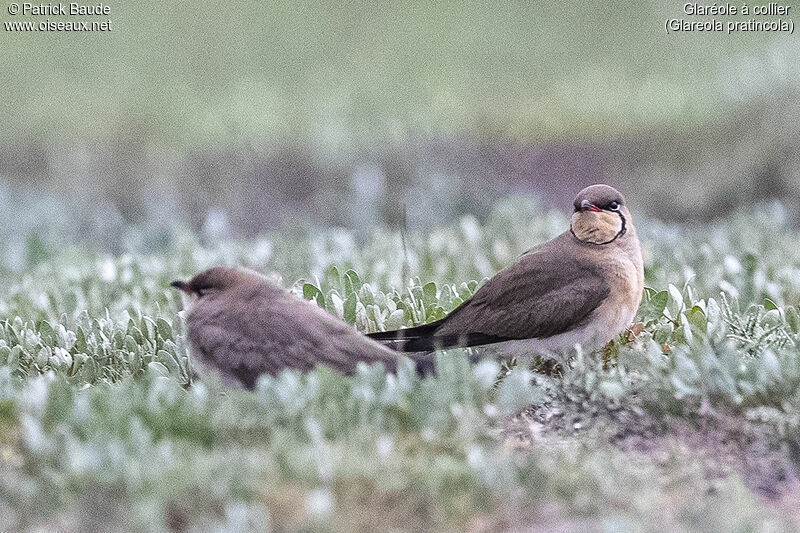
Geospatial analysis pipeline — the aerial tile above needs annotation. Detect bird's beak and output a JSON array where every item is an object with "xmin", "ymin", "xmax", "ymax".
[
  {"xmin": 170, "ymin": 280, "xmax": 190, "ymax": 293},
  {"xmin": 580, "ymin": 200, "xmax": 602, "ymax": 212}
]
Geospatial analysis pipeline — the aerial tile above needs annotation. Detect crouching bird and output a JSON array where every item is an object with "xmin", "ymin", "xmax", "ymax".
[
  {"xmin": 171, "ymin": 267, "xmax": 430, "ymax": 389},
  {"xmin": 368, "ymin": 184, "xmax": 644, "ymax": 357}
]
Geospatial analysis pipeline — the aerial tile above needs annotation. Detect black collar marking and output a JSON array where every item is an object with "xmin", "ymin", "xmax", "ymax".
[{"xmin": 570, "ymin": 211, "xmax": 627, "ymax": 246}]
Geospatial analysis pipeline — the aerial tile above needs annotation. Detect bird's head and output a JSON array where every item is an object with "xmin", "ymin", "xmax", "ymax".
[
  {"xmin": 570, "ymin": 184, "xmax": 631, "ymax": 245},
  {"xmin": 171, "ymin": 266, "xmax": 255, "ymax": 298}
]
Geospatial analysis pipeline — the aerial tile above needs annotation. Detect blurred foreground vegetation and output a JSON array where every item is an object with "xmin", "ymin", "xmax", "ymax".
[{"xmin": 2, "ymin": 197, "xmax": 800, "ymax": 530}]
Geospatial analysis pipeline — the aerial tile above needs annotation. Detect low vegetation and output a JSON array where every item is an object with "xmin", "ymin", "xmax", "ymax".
[{"xmin": 2, "ymin": 197, "xmax": 800, "ymax": 530}]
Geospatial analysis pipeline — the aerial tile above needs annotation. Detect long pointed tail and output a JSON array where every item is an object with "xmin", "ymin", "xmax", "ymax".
[
  {"xmin": 366, "ymin": 320, "xmax": 442, "ymax": 352},
  {"xmin": 368, "ymin": 324, "xmax": 512, "ymax": 353}
]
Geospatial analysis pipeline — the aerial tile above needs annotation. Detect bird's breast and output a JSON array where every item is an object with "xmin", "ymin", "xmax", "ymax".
[{"xmin": 598, "ymin": 247, "xmax": 644, "ymax": 331}]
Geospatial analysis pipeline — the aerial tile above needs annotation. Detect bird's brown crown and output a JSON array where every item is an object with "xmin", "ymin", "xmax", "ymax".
[
  {"xmin": 172, "ymin": 266, "xmax": 259, "ymax": 296},
  {"xmin": 572, "ymin": 184, "xmax": 625, "ymax": 212}
]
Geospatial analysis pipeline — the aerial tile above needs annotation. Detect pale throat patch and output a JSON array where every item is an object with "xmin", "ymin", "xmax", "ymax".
[{"xmin": 570, "ymin": 211, "xmax": 623, "ymax": 244}]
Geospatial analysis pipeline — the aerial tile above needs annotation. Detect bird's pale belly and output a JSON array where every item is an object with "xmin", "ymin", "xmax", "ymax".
[{"xmin": 479, "ymin": 300, "xmax": 636, "ymax": 363}]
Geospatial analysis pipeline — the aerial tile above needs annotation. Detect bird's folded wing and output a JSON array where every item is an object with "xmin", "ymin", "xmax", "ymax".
[{"xmin": 433, "ymin": 251, "xmax": 611, "ymax": 340}]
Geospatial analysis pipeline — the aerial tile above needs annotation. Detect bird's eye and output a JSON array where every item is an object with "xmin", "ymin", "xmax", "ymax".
[
  {"xmin": 195, "ymin": 287, "xmax": 213, "ymax": 297},
  {"xmin": 608, "ymin": 201, "xmax": 620, "ymax": 211}
]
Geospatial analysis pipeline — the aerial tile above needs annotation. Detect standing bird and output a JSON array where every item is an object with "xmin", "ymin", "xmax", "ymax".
[
  {"xmin": 171, "ymin": 267, "xmax": 427, "ymax": 389},
  {"xmin": 368, "ymin": 184, "xmax": 644, "ymax": 357}
]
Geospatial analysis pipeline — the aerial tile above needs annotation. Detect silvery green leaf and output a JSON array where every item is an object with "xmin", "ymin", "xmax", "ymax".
[
  {"xmin": 7, "ymin": 346, "xmax": 22, "ymax": 369},
  {"xmin": 599, "ymin": 381, "xmax": 625, "ymax": 402},
  {"xmin": 473, "ymin": 360, "xmax": 500, "ymax": 390},
  {"xmin": 343, "ymin": 293, "xmax": 357, "ymax": 324},
  {"xmin": 706, "ymin": 297, "xmax": 722, "ymax": 328},
  {"xmin": 328, "ymin": 291, "xmax": 344, "ymax": 320},
  {"xmin": 147, "ymin": 361, "xmax": 170, "ymax": 377},
  {"xmin": 156, "ymin": 350, "xmax": 180, "ymax": 373},
  {"xmin": 385, "ymin": 309, "xmax": 405, "ymax": 330},
  {"xmin": 667, "ymin": 284, "xmax": 684, "ymax": 316},
  {"xmin": 680, "ymin": 313, "xmax": 694, "ymax": 344},
  {"xmin": 155, "ymin": 318, "xmax": 172, "ymax": 340},
  {"xmin": 36, "ymin": 346, "xmax": 51, "ymax": 366},
  {"xmin": 760, "ymin": 349, "xmax": 780, "ymax": 380},
  {"xmin": 358, "ymin": 283, "xmax": 375, "ymax": 305},
  {"xmin": 497, "ymin": 368, "xmax": 543, "ymax": 416}
]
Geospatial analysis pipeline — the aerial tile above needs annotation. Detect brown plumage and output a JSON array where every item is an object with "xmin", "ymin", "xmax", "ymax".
[
  {"xmin": 171, "ymin": 267, "xmax": 427, "ymax": 389},
  {"xmin": 368, "ymin": 184, "xmax": 644, "ymax": 355}
]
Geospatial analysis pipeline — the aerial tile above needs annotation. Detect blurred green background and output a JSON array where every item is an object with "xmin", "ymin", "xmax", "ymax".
[{"xmin": 1, "ymin": 1, "xmax": 799, "ymax": 242}]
